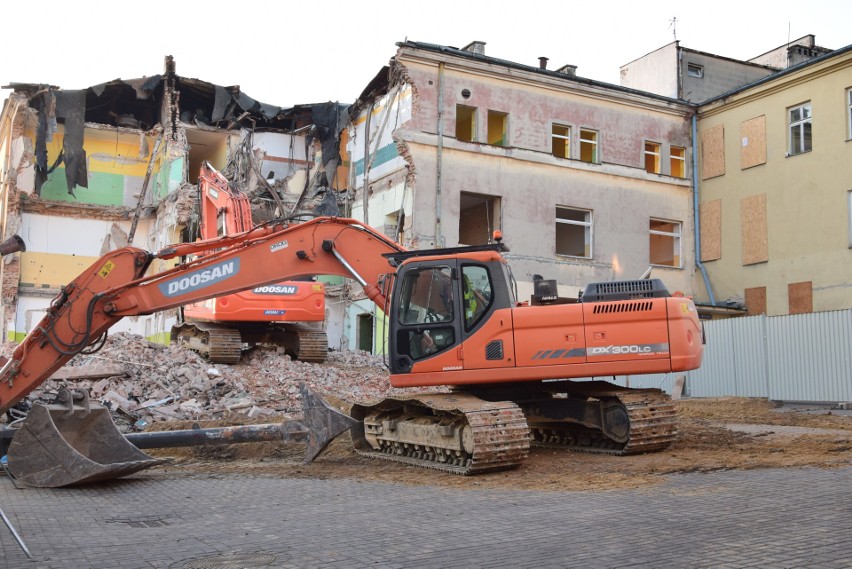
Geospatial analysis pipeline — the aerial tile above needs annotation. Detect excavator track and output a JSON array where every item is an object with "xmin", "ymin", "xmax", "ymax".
[
  {"xmin": 172, "ymin": 323, "xmax": 242, "ymax": 364},
  {"xmin": 528, "ymin": 387, "xmax": 678, "ymax": 455},
  {"xmin": 282, "ymin": 325, "xmax": 328, "ymax": 363},
  {"xmin": 350, "ymin": 393, "xmax": 530, "ymax": 475}
]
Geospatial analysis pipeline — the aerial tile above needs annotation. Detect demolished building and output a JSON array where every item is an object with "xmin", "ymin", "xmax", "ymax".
[{"xmin": 0, "ymin": 56, "xmax": 349, "ymax": 347}]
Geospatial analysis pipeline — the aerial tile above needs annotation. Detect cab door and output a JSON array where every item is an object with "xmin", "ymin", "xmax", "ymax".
[{"xmin": 459, "ymin": 263, "xmax": 516, "ymax": 371}]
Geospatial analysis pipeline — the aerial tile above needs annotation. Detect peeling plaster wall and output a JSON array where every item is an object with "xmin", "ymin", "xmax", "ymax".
[{"xmin": 393, "ymin": 47, "xmax": 695, "ymax": 295}]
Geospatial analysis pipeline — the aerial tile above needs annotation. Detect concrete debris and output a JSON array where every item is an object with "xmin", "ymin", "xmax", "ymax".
[{"xmin": 1, "ymin": 332, "xmax": 427, "ymax": 428}]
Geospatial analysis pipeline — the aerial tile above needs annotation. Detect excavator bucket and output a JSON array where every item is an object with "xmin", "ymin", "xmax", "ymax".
[{"xmin": 6, "ymin": 402, "xmax": 165, "ymax": 488}]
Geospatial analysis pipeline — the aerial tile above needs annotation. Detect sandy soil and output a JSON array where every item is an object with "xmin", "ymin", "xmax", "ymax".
[{"xmin": 147, "ymin": 397, "xmax": 852, "ymax": 491}]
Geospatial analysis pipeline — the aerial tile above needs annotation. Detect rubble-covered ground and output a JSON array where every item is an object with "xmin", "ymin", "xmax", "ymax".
[{"xmin": 3, "ymin": 333, "xmax": 850, "ymax": 491}]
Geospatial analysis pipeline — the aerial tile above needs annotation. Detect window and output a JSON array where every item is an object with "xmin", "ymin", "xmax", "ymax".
[
  {"xmin": 847, "ymin": 89, "xmax": 852, "ymax": 140},
  {"xmin": 396, "ymin": 266, "xmax": 456, "ymax": 361},
  {"xmin": 644, "ymin": 142, "xmax": 661, "ymax": 174},
  {"xmin": 670, "ymin": 146, "xmax": 686, "ymax": 178},
  {"xmin": 456, "ymin": 105, "xmax": 476, "ymax": 142},
  {"xmin": 579, "ymin": 129, "xmax": 598, "ymax": 163},
  {"xmin": 551, "ymin": 123, "xmax": 571, "ymax": 158},
  {"xmin": 487, "ymin": 110, "xmax": 508, "ymax": 146},
  {"xmin": 556, "ymin": 206, "xmax": 592, "ymax": 258},
  {"xmin": 687, "ymin": 63, "xmax": 704, "ymax": 78},
  {"xmin": 788, "ymin": 102, "xmax": 812, "ymax": 155},
  {"xmin": 848, "ymin": 190, "xmax": 852, "ymax": 248},
  {"xmin": 462, "ymin": 265, "xmax": 493, "ymax": 331},
  {"xmin": 459, "ymin": 192, "xmax": 501, "ymax": 245},
  {"xmin": 649, "ymin": 218, "xmax": 681, "ymax": 267}
]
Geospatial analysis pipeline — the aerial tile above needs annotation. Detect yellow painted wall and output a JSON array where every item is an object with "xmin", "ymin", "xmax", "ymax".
[
  {"xmin": 696, "ymin": 50, "xmax": 852, "ymax": 314},
  {"xmin": 19, "ymin": 251, "xmax": 100, "ymax": 289}
]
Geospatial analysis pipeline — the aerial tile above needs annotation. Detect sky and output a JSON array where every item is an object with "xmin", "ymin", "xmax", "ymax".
[{"xmin": 2, "ymin": 0, "xmax": 850, "ymax": 109}]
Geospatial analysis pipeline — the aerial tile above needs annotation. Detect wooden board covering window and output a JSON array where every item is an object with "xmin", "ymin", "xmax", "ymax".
[
  {"xmin": 701, "ymin": 124, "xmax": 725, "ymax": 180},
  {"xmin": 745, "ymin": 287, "xmax": 767, "ymax": 315},
  {"xmin": 740, "ymin": 116, "xmax": 767, "ymax": 170},
  {"xmin": 700, "ymin": 199, "xmax": 722, "ymax": 261},
  {"xmin": 788, "ymin": 281, "xmax": 813, "ymax": 314},
  {"xmin": 741, "ymin": 193, "xmax": 768, "ymax": 265}
]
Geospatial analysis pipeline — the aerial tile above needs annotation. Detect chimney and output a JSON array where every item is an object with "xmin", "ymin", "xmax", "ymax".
[
  {"xmin": 556, "ymin": 64, "xmax": 578, "ymax": 77},
  {"xmin": 538, "ymin": 57, "xmax": 549, "ymax": 69},
  {"xmin": 462, "ymin": 41, "xmax": 486, "ymax": 55}
]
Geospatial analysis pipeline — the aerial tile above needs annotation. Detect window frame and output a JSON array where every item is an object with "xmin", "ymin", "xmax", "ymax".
[
  {"xmin": 847, "ymin": 88, "xmax": 852, "ymax": 140},
  {"xmin": 456, "ymin": 104, "xmax": 477, "ymax": 142},
  {"xmin": 649, "ymin": 218, "xmax": 682, "ymax": 268},
  {"xmin": 644, "ymin": 141, "xmax": 661, "ymax": 174},
  {"xmin": 579, "ymin": 128, "xmax": 598, "ymax": 164},
  {"xmin": 555, "ymin": 205, "xmax": 593, "ymax": 259},
  {"xmin": 687, "ymin": 63, "xmax": 704, "ymax": 78},
  {"xmin": 487, "ymin": 110, "xmax": 509, "ymax": 147},
  {"xmin": 551, "ymin": 123, "xmax": 571, "ymax": 159},
  {"xmin": 788, "ymin": 102, "xmax": 812, "ymax": 155},
  {"xmin": 670, "ymin": 146, "xmax": 686, "ymax": 178}
]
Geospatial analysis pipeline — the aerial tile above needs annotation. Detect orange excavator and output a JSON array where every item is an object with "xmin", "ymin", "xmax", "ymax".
[
  {"xmin": 0, "ymin": 217, "xmax": 703, "ymax": 486},
  {"xmin": 171, "ymin": 162, "xmax": 327, "ymax": 363}
]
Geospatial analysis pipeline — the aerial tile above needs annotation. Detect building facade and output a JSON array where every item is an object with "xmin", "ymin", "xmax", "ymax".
[
  {"xmin": 0, "ymin": 57, "xmax": 348, "ymax": 345},
  {"xmin": 343, "ymin": 41, "xmax": 697, "ymax": 351},
  {"xmin": 694, "ymin": 45, "xmax": 852, "ymax": 316}
]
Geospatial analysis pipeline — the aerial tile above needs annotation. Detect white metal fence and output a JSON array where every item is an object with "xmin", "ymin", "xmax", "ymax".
[{"xmin": 612, "ymin": 309, "xmax": 852, "ymax": 403}]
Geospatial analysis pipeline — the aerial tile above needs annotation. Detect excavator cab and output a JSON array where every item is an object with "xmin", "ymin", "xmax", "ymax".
[{"xmin": 387, "ymin": 245, "xmax": 514, "ymax": 374}]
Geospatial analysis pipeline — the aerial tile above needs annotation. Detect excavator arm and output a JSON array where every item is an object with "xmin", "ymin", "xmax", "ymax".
[{"xmin": 0, "ymin": 217, "xmax": 404, "ymax": 415}]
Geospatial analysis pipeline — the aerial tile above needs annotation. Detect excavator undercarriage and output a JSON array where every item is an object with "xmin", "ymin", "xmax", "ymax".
[{"xmin": 171, "ymin": 322, "xmax": 328, "ymax": 364}]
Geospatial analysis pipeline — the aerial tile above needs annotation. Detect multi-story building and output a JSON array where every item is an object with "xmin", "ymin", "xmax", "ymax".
[
  {"xmin": 694, "ymin": 44, "xmax": 852, "ymax": 315},
  {"xmin": 343, "ymin": 40, "xmax": 697, "ymax": 351},
  {"xmin": 620, "ymin": 35, "xmax": 832, "ymax": 104}
]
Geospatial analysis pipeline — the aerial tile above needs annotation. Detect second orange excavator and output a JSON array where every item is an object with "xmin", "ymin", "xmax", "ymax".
[{"xmin": 170, "ymin": 162, "xmax": 327, "ymax": 363}]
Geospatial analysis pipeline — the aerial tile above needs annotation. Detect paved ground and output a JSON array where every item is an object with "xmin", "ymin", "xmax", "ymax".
[{"xmin": 1, "ymin": 466, "xmax": 850, "ymax": 569}]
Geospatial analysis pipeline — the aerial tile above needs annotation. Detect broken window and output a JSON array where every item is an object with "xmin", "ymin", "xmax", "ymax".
[
  {"xmin": 644, "ymin": 141, "xmax": 661, "ymax": 174},
  {"xmin": 687, "ymin": 63, "xmax": 704, "ymax": 78},
  {"xmin": 459, "ymin": 192, "xmax": 501, "ymax": 245},
  {"xmin": 551, "ymin": 124, "xmax": 571, "ymax": 158},
  {"xmin": 456, "ymin": 105, "xmax": 476, "ymax": 142},
  {"xmin": 670, "ymin": 146, "xmax": 686, "ymax": 178},
  {"xmin": 555, "ymin": 206, "xmax": 592, "ymax": 258},
  {"xmin": 788, "ymin": 102, "xmax": 812, "ymax": 155},
  {"xmin": 649, "ymin": 218, "xmax": 681, "ymax": 267},
  {"xmin": 580, "ymin": 129, "xmax": 598, "ymax": 163},
  {"xmin": 487, "ymin": 111, "xmax": 509, "ymax": 146}
]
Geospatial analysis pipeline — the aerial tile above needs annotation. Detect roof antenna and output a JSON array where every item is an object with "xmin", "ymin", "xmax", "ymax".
[{"xmin": 669, "ymin": 16, "xmax": 678, "ymax": 41}]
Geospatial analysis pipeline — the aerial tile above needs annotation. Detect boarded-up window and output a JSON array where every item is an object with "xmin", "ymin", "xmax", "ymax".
[
  {"xmin": 745, "ymin": 287, "xmax": 767, "ymax": 315},
  {"xmin": 700, "ymin": 199, "xmax": 721, "ymax": 261},
  {"xmin": 741, "ymin": 116, "xmax": 767, "ymax": 170},
  {"xmin": 742, "ymin": 193, "xmax": 768, "ymax": 265},
  {"xmin": 788, "ymin": 281, "xmax": 813, "ymax": 314},
  {"xmin": 701, "ymin": 124, "xmax": 725, "ymax": 180}
]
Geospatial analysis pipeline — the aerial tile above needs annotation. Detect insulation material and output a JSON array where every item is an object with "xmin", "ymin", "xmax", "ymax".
[
  {"xmin": 740, "ymin": 116, "xmax": 767, "ymax": 170},
  {"xmin": 700, "ymin": 199, "xmax": 722, "ymax": 261},
  {"xmin": 700, "ymin": 124, "xmax": 725, "ymax": 180},
  {"xmin": 741, "ymin": 193, "xmax": 768, "ymax": 265},
  {"xmin": 788, "ymin": 281, "xmax": 813, "ymax": 314},
  {"xmin": 744, "ymin": 286, "xmax": 767, "ymax": 315}
]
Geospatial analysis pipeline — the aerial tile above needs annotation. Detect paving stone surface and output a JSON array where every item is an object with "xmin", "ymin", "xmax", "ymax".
[{"xmin": 1, "ymin": 466, "xmax": 850, "ymax": 568}]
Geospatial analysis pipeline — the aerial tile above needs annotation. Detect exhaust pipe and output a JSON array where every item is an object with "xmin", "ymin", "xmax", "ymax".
[{"xmin": 0, "ymin": 235, "xmax": 25, "ymax": 256}]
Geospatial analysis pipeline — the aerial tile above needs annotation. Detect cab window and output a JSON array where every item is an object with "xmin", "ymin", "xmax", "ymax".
[
  {"xmin": 396, "ymin": 266, "xmax": 455, "ymax": 361},
  {"xmin": 461, "ymin": 265, "xmax": 492, "ymax": 331}
]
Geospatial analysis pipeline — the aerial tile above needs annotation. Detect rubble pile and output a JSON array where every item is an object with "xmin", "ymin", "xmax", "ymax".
[{"xmin": 4, "ymin": 332, "xmax": 403, "ymax": 427}]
